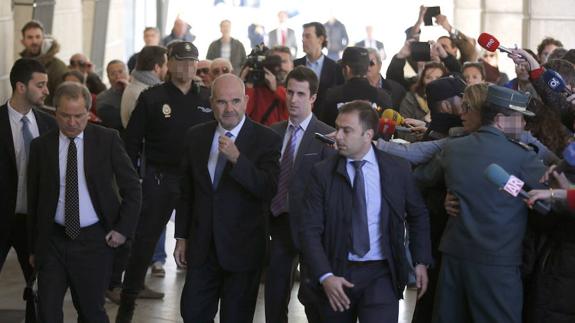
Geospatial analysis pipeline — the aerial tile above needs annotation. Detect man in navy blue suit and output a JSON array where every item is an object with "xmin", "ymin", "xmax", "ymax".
[{"xmin": 300, "ymin": 101, "xmax": 432, "ymax": 322}]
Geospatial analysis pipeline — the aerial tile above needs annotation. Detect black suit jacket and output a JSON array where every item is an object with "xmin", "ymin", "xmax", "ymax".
[
  {"xmin": 0, "ymin": 103, "xmax": 57, "ymax": 241},
  {"xmin": 270, "ymin": 116, "xmax": 336, "ymax": 249},
  {"xmin": 27, "ymin": 124, "xmax": 142, "ymax": 262},
  {"xmin": 300, "ymin": 146, "xmax": 432, "ymax": 298},
  {"xmin": 293, "ymin": 56, "xmax": 344, "ymax": 119},
  {"xmin": 176, "ymin": 118, "xmax": 281, "ymax": 272}
]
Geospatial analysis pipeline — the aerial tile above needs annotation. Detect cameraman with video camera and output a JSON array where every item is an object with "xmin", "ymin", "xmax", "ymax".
[{"xmin": 240, "ymin": 44, "xmax": 289, "ymax": 126}]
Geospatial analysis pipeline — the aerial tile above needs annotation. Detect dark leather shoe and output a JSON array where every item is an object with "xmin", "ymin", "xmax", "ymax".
[{"xmin": 115, "ymin": 299, "xmax": 135, "ymax": 323}]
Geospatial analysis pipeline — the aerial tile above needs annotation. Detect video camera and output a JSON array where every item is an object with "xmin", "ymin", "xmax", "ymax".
[{"xmin": 245, "ymin": 44, "xmax": 282, "ymax": 86}]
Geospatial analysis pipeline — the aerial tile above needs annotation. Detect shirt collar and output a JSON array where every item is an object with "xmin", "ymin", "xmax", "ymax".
[
  {"xmin": 7, "ymin": 100, "xmax": 35, "ymax": 124},
  {"xmin": 289, "ymin": 113, "xmax": 313, "ymax": 132},
  {"xmin": 347, "ymin": 145, "xmax": 377, "ymax": 166},
  {"xmin": 306, "ymin": 54, "xmax": 325, "ymax": 66},
  {"xmin": 216, "ymin": 114, "xmax": 246, "ymax": 138},
  {"xmin": 59, "ymin": 130, "xmax": 84, "ymax": 141}
]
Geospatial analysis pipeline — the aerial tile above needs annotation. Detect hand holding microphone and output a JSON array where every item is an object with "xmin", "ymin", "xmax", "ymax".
[{"xmin": 484, "ymin": 163, "xmax": 550, "ymax": 214}]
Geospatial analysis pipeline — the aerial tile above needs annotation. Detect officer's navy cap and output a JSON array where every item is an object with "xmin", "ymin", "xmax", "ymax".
[
  {"xmin": 168, "ymin": 41, "xmax": 199, "ymax": 60},
  {"xmin": 486, "ymin": 85, "xmax": 534, "ymax": 117}
]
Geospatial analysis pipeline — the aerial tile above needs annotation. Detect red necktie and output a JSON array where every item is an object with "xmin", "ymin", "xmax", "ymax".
[{"xmin": 281, "ymin": 30, "xmax": 287, "ymax": 46}]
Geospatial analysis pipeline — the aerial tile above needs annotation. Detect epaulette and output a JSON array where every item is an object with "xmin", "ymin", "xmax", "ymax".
[{"xmin": 508, "ymin": 137, "xmax": 535, "ymax": 151}]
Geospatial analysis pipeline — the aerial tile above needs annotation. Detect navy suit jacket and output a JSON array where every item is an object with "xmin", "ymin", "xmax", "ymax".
[
  {"xmin": 0, "ymin": 103, "xmax": 57, "ymax": 241},
  {"xmin": 175, "ymin": 118, "xmax": 282, "ymax": 272},
  {"xmin": 27, "ymin": 124, "xmax": 142, "ymax": 263},
  {"xmin": 300, "ymin": 146, "xmax": 432, "ymax": 298},
  {"xmin": 293, "ymin": 56, "xmax": 344, "ymax": 119},
  {"xmin": 270, "ymin": 115, "xmax": 336, "ymax": 249}
]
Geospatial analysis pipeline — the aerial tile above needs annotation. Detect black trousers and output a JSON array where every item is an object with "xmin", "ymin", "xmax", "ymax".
[
  {"xmin": 121, "ymin": 166, "xmax": 180, "ymax": 298},
  {"xmin": 37, "ymin": 223, "xmax": 113, "ymax": 323},
  {"xmin": 264, "ymin": 213, "xmax": 299, "ymax": 323},
  {"xmin": 108, "ymin": 241, "xmax": 131, "ymax": 289},
  {"xmin": 0, "ymin": 213, "xmax": 34, "ymax": 282},
  {"xmin": 319, "ymin": 260, "xmax": 399, "ymax": 323},
  {"xmin": 180, "ymin": 243, "xmax": 262, "ymax": 323}
]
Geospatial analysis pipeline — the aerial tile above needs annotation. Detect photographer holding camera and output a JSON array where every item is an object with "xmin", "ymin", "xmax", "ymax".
[{"xmin": 240, "ymin": 44, "xmax": 289, "ymax": 126}]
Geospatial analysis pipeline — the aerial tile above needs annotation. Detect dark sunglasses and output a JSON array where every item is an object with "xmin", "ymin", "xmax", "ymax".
[
  {"xmin": 197, "ymin": 68, "xmax": 210, "ymax": 75},
  {"xmin": 369, "ymin": 61, "xmax": 376, "ymax": 66}
]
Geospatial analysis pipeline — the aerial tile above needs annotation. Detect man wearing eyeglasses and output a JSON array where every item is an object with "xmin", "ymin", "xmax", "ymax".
[
  {"xmin": 320, "ymin": 47, "xmax": 393, "ymax": 127},
  {"xmin": 196, "ymin": 59, "xmax": 213, "ymax": 87}
]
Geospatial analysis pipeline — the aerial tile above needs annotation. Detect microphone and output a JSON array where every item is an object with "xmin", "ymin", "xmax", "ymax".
[
  {"xmin": 543, "ymin": 69, "xmax": 574, "ymax": 96},
  {"xmin": 382, "ymin": 109, "xmax": 404, "ymax": 125},
  {"xmin": 477, "ymin": 33, "xmax": 514, "ymax": 55},
  {"xmin": 378, "ymin": 118, "xmax": 396, "ymax": 137},
  {"xmin": 484, "ymin": 164, "xmax": 550, "ymax": 215}
]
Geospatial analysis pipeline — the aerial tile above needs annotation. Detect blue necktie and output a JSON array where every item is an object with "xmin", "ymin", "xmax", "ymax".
[
  {"xmin": 21, "ymin": 116, "xmax": 33, "ymax": 159},
  {"xmin": 213, "ymin": 132, "xmax": 233, "ymax": 189},
  {"xmin": 351, "ymin": 160, "xmax": 370, "ymax": 257}
]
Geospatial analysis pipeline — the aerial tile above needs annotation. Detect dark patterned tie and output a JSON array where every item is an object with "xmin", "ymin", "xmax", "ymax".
[
  {"xmin": 351, "ymin": 160, "xmax": 370, "ymax": 257},
  {"xmin": 65, "ymin": 137, "xmax": 80, "ymax": 239},
  {"xmin": 270, "ymin": 124, "xmax": 300, "ymax": 216},
  {"xmin": 213, "ymin": 132, "xmax": 233, "ymax": 189},
  {"xmin": 21, "ymin": 116, "xmax": 33, "ymax": 159}
]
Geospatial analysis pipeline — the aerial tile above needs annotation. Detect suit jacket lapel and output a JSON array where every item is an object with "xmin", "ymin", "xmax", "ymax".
[
  {"xmin": 293, "ymin": 116, "xmax": 318, "ymax": 172},
  {"xmin": 33, "ymin": 108, "xmax": 51, "ymax": 134},
  {"xmin": 234, "ymin": 117, "xmax": 254, "ymax": 158},
  {"xmin": 0, "ymin": 105, "xmax": 17, "ymax": 170},
  {"xmin": 375, "ymin": 148, "xmax": 402, "ymax": 218},
  {"xmin": 82, "ymin": 125, "xmax": 100, "ymax": 214}
]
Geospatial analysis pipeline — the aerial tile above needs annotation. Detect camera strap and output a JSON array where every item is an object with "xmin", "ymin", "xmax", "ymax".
[{"xmin": 260, "ymin": 98, "xmax": 279, "ymax": 124}]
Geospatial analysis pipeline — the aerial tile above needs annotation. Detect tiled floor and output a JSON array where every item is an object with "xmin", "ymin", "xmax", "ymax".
[{"xmin": 0, "ymin": 222, "xmax": 416, "ymax": 323}]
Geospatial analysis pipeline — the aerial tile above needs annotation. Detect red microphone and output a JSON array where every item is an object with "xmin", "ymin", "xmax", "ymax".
[
  {"xmin": 378, "ymin": 118, "xmax": 396, "ymax": 137},
  {"xmin": 478, "ymin": 33, "xmax": 514, "ymax": 55}
]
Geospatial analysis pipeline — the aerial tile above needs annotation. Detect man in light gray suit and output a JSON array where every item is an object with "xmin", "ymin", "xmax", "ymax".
[
  {"xmin": 267, "ymin": 10, "xmax": 298, "ymax": 57},
  {"xmin": 265, "ymin": 66, "xmax": 335, "ymax": 323}
]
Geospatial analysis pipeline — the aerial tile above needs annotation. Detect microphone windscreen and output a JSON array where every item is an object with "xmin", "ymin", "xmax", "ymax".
[
  {"xmin": 542, "ymin": 69, "xmax": 567, "ymax": 93},
  {"xmin": 378, "ymin": 118, "xmax": 396, "ymax": 136},
  {"xmin": 484, "ymin": 163, "xmax": 510, "ymax": 188},
  {"xmin": 381, "ymin": 109, "xmax": 404, "ymax": 125},
  {"xmin": 478, "ymin": 33, "xmax": 500, "ymax": 52}
]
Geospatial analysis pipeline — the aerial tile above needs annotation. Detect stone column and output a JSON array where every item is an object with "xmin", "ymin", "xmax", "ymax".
[{"xmin": 0, "ymin": 0, "xmax": 14, "ymax": 102}]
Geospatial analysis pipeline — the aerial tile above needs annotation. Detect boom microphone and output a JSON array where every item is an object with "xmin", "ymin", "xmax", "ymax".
[
  {"xmin": 478, "ymin": 33, "xmax": 514, "ymax": 55},
  {"xmin": 484, "ymin": 164, "xmax": 550, "ymax": 215},
  {"xmin": 543, "ymin": 69, "xmax": 574, "ymax": 95}
]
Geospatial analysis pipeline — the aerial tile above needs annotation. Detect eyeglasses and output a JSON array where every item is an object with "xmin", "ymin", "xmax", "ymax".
[
  {"xmin": 197, "ymin": 68, "xmax": 210, "ymax": 75},
  {"xmin": 369, "ymin": 61, "xmax": 376, "ymax": 67},
  {"xmin": 211, "ymin": 67, "xmax": 231, "ymax": 76},
  {"xmin": 70, "ymin": 60, "xmax": 88, "ymax": 67}
]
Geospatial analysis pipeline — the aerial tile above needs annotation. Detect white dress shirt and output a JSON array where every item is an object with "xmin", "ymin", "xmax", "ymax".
[
  {"xmin": 54, "ymin": 131, "xmax": 99, "ymax": 227},
  {"xmin": 346, "ymin": 146, "xmax": 384, "ymax": 261},
  {"xmin": 208, "ymin": 116, "xmax": 246, "ymax": 182},
  {"xmin": 280, "ymin": 113, "xmax": 313, "ymax": 159},
  {"xmin": 7, "ymin": 102, "xmax": 40, "ymax": 214}
]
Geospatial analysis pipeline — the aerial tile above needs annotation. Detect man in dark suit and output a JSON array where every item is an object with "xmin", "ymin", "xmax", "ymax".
[
  {"xmin": 300, "ymin": 101, "xmax": 432, "ymax": 322},
  {"xmin": 268, "ymin": 11, "xmax": 298, "ymax": 57},
  {"xmin": 265, "ymin": 66, "xmax": 336, "ymax": 323},
  {"xmin": 27, "ymin": 82, "xmax": 142, "ymax": 322},
  {"xmin": 294, "ymin": 22, "xmax": 344, "ymax": 120},
  {"xmin": 173, "ymin": 74, "xmax": 281, "ymax": 323},
  {"xmin": 0, "ymin": 59, "xmax": 57, "ymax": 282},
  {"xmin": 355, "ymin": 25, "xmax": 386, "ymax": 60}
]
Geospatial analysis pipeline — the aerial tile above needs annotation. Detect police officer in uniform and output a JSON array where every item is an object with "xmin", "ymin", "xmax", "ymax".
[
  {"xmin": 320, "ymin": 46, "xmax": 393, "ymax": 127},
  {"xmin": 415, "ymin": 85, "xmax": 547, "ymax": 323},
  {"xmin": 117, "ymin": 41, "xmax": 214, "ymax": 323}
]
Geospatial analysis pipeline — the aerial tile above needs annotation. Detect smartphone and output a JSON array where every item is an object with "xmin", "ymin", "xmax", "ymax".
[
  {"xmin": 424, "ymin": 6, "xmax": 441, "ymax": 26},
  {"xmin": 411, "ymin": 42, "xmax": 431, "ymax": 61},
  {"xmin": 314, "ymin": 132, "xmax": 335, "ymax": 145}
]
